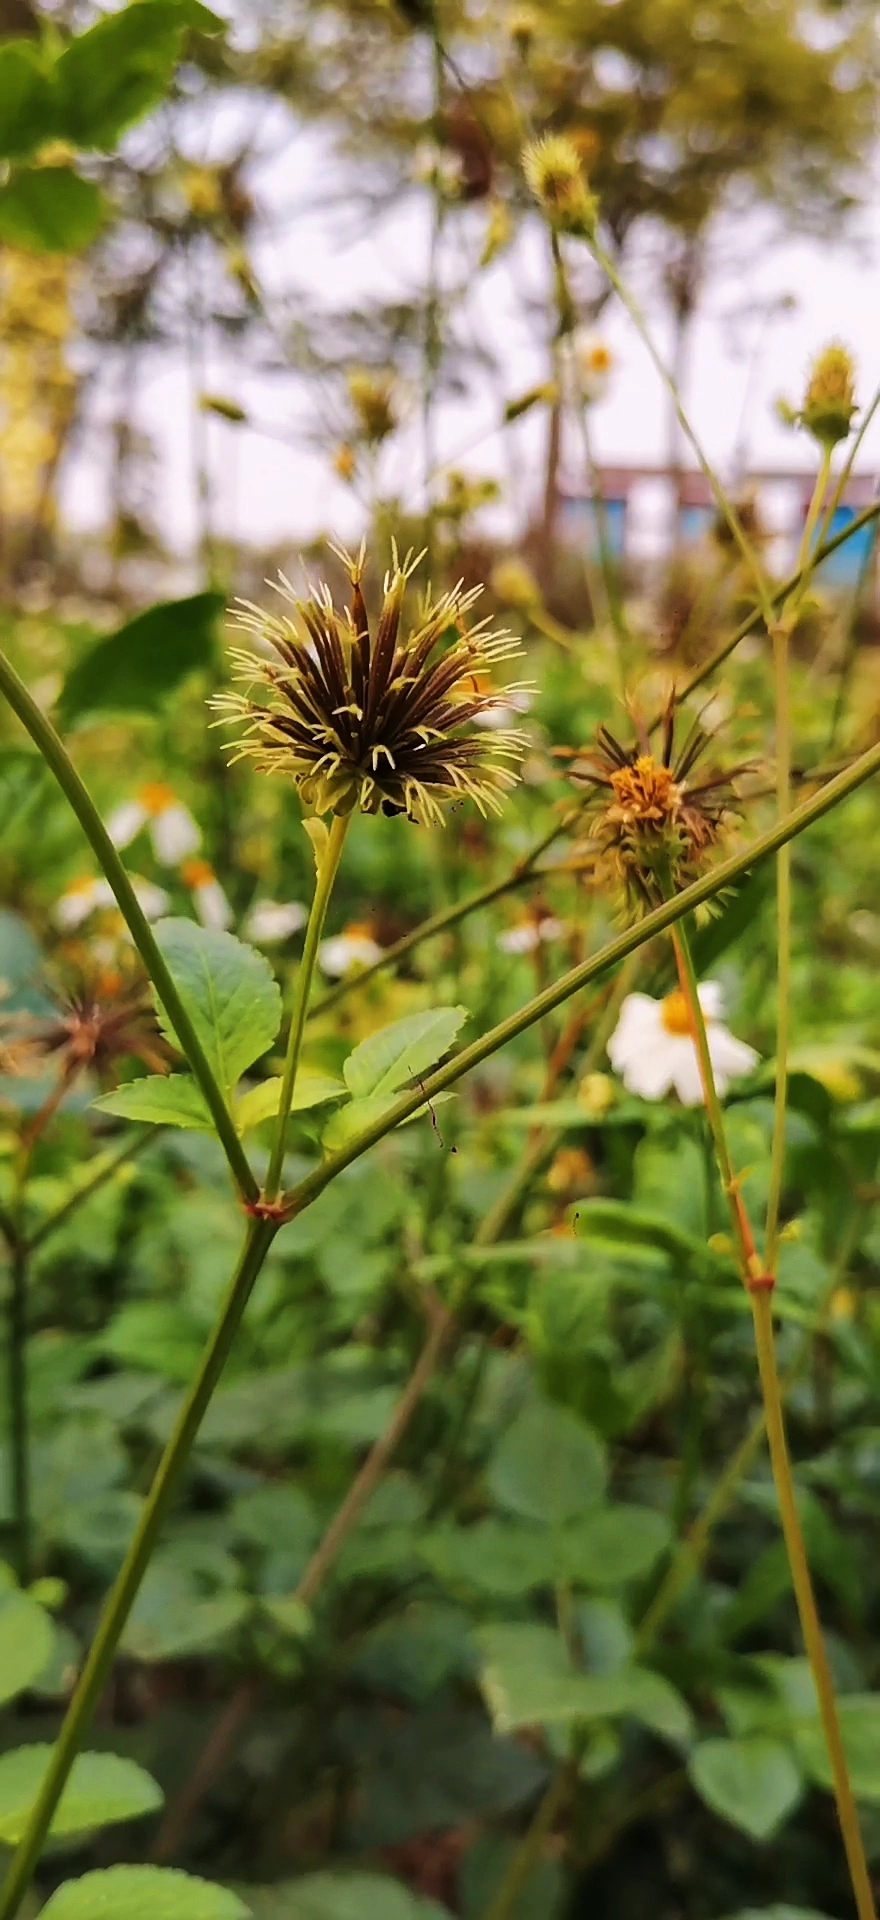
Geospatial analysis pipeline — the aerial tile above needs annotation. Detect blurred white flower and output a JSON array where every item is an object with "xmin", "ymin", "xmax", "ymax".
[
  {"xmin": 246, "ymin": 899, "xmax": 308, "ymax": 945},
  {"xmin": 54, "ymin": 875, "xmax": 169, "ymax": 931},
  {"xmin": 319, "ymin": 923, "xmax": 383, "ymax": 977},
  {"xmin": 571, "ymin": 328, "xmax": 614, "ymax": 403},
  {"xmin": 181, "ymin": 859, "xmax": 233, "ymax": 931},
  {"xmin": 607, "ymin": 983, "xmax": 758, "ymax": 1107},
  {"xmin": 475, "ymin": 687, "xmax": 533, "ymax": 731},
  {"xmin": 498, "ymin": 910, "xmax": 567, "ymax": 955},
  {"xmin": 106, "ymin": 783, "xmax": 201, "ymax": 866}
]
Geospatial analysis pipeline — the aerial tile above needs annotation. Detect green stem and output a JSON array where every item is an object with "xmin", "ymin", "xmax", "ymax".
[
  {"xmin": 278, "ymin": 738, "xmax": 880, "ymax": 1221},
  {"xmin": 309, "ymin": 815, "xmax": 569, "ymax": 1019},
  {"xmin": 671, "ymin": 924, "xmax": 757, "ymax": 1276},
  {"xmin": 0, "ymin": 648, "xmax": 257, "ymax": 1205},
  {"xmin": 264, "ymin": 813, "xmax": 349, "ymax": 1201},
  {"xmin": 671, "ymin": 922, "xmax": 875, "ymax": 1920},
  {"xmin": 8, "ymin": 1243, "xmax": 28, "ymax": 1586},
  {"xmin": 483, "ymin": 1755, "xmax": 579, "ymax": 1920},
  {"xmin": 751, "ymin": 1287, "xmax": 876, "ymax": 1920},
  {"xmin": 765, "ymin": 447, "xmax": 831, "ymax": 1269},
  {"xmin": 0, "ymin": 1216, "xmax": 276, "ymax": 1920},
  {"xmin": 586, "ymin": 234, "xmax": 776, "ymax": 631}
]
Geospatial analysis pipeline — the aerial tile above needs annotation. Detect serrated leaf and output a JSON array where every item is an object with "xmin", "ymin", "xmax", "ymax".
[
  {"xmin": 487, "ymin": 1399, "xmax": 606, "ymax": 1525},
  {"xmin": 0, "ymin": 1747, "xmax": 162, "ymax": 1843},
  {"xmin": 688, "ymin": 1736, "xmax": 803, "ymax": 1840},
  {"xmin": 152, "ymin": 919, "xmax": 281, "ymax": 1099},
  {"xmin": 41, "ymin": 1865, "xmax": 250, "ymax": 1919},
  {"xmin": 0, "ymin": 1590, "xmax": 55, "ymax": 1706},
  {"xmin": 234, "ymin": 1072, "xmax": 345, "ymax": 1134},
  {"xmin": 343, "ymin": 1007, "xmax": 467, "ymax": 1100},
  {"xmin": 59, "ymin": 593, "xmax": 223, "ymax": 722},
  {"xmin": 94, "ymin": 1074, "xmax": 212, "ymax": 1131},
  {"xmin": 54, "ymin": 2, "xmax": 211, "ymax": 151}
]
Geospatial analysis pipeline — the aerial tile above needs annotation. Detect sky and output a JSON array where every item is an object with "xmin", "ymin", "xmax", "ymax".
[{"xmin": 60, "ymin": 108, "xmax": 880, "ymax": 566}]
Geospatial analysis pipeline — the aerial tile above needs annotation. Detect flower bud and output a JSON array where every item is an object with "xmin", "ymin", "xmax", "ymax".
[
  {"xmin": 522, "ymin": 134, "xmax": 598, "ymax": 236},
  {"xmin": 490, "ymin": 557, "xmax": 541, "ymax": 611},
  {"xmin": 802, "ymin": 343, "xmax": 857, "ymax": 447},
  {"xmin": 347, "ymin": 368, "xmax": 397, "ymax": 444}
]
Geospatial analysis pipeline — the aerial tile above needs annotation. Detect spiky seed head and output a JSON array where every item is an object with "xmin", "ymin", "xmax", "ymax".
[
  {"xmin": 802, "ymin": 343, "xmax": 857, "ymax": 447},
  {"xmin": 522, "ymin": 134, "xmax": 598, "ymax": 236},
  {"xmin": 213, "ymin": 546, "xmax": 529, "ymax": 827},
  {"xmin": 563, "ymin": 707, "xmax": 743, "ymax": 913}
]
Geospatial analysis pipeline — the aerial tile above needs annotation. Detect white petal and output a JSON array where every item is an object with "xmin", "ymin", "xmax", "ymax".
[
  {"xmin": 708, "ymin": 1025, "xmax": 759, "ymax": 1092},
  {"xmin": 151, "ymin": 803, "xmax": 201, "ymax": 865},
  {"xmin": 498, "ymin": 925, "xmax": 539, "ymax": 953},
  {"xmin": 106, "ymin": 800, "xmax": 146, "ymax": 849},
  {"xmin": 54, "ymin": 881, "xmax": 101, "ymax": 929},
  {"xmin": 195, "ymin": 881, "xmax": 233, "ymax": 930},
  {"xmin": 607, "ymin": 994, "xmax": 663, "ymax": 1068},
  {"xmin": 618, "ymin": 1042, "xmax": 677, "ymax": 1102},
  {"xmin": 132, "ymin": 879, "xmax": 170, "ymax": 922},
  {"xmin": 318, "ymin": 934, "xmax": 382, "ymax": 977},
  {"xmin": 697, "ymin": 980, "xmax": 725, "ymax": 1021},
  {"xmin": 247, "ymin": 900, "xmax": 308, "ymax": 944},
  {"xmin": 669, "ymin": 1041, "xmax": 706, "ymax": 1107}
]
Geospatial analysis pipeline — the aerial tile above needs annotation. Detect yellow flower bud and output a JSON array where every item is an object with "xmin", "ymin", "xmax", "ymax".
[
  {"xmin": 522, "ymin": 134, "xmax": 598, "ymax": 236},
  {"xmin": 802, "ymin": 342, "xmax": 857, "ymax": 447}
]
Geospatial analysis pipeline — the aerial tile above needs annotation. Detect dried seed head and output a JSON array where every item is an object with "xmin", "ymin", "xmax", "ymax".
[
  {"xmin": 802, "ymin": 343, "xmax": 857, "ymax": 447},
  {"xmin": 563, "ymin": 705, "xmax": 743, "ymax": 913},
  {"xmin": 214, "ymin": 545, "xmax": 528, "ymax": 827},
  {"xmin": 522, "ymin": 134, "xmax": 598, "ymax": 236}
]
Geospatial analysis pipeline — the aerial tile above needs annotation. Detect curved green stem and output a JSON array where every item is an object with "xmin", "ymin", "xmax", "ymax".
[
  {"xmin": 0, "ymin": 1215, "xmax": 276, "ymax": 1920},
  {"xmin": 0, "ymin": 648, "xmax": 257, "ymax": 1204},
  {"xmin": 484, "ymin": 1754, "xmax": 579, "ymax": 1920},
  {"xmin": 264, "ymin": 813, "xmax": 349, "ymax": 1201}
]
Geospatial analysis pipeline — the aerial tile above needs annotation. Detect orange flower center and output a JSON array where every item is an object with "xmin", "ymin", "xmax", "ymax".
[
  {"xmin": 609, "ymin": 755, "xmax": 681, "ymax": 825},
  {"xmin": 181, "ymin": 859, "xmax": 215, "ymax": 889},
  {"xmin": 140, "ymin": 781, "xmax": 177, "ymax": 815},
  {"xmin": 661, "ymin": 990, "xmax": 694, "ymax": 1037}
]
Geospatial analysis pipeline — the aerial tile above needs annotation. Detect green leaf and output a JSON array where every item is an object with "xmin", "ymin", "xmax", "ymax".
[
  {"xmin": 688, "ymin": 1737, "xmax": 803, "ymax": 1841},
  {"xmin": 421, "ymin": 1520, "xmax": 550, "ymax": 1598},
  {"xmin": 0, "ymin": 42, "xmax": 57, "ymax": 161},
  {"xmin": 0, "ymin": 907, "xmax": 51, "ymax": 1014},
  {"xmin": 94, "ymin": 1074, "xmax": 213, "ymax": 1131},
  {"xmin": 343, "ymin": 1007, "xmax": 468, "ymax": 1100},
  {"xmin": 0, "ymin": 1589, "xmax": 55, "ymax": 1706},
  {"xmin": 152, "ymin": 919, "xmax": 282, "ymax": 1100},
  {"xmin": 41, "ymin": 1866, "xmax": 250, "ymax": 1919},
  {"xmin": 478, "ymin": 1624, "xmax": 691, "ymax": 1744},
  {"xmin": 234, "ymin": 1072, "xmax": 345, "ymax": 1134},
  {"xmin": 121, "ymin": 1559, "xmax": 251, "ymax": 1663},
  {"xmin": 54, "ymin": 2, "xmax": 207, "ymax": 150},
  {"xmin": 55, "ymin": 1492, "xmax": 144, "ymax": 1575},
  {"xmin": 487, "ymin": 1399, "xmax": 606, "ymax": 1524},
  {"xmin": 574, "ymin": 1197, "xmax": 713, "ymax": 1269},
  {"xmin": 59, "ymin": 593, "xmax": 223, "ymax": 722},
  {"xmin": 0, "ymin": 168, "xmax": 105, "ymax": 253},
  {"xmin": 321, "ymin": 1089, "xmax": 453, "ymax": 1153},
  {"xmin": 234, "ymin": 1870, "xmax": 448, "ymax": 1919},
  {"xmin": 0, "ymin": 1747, "xmax": 162, "ymax": 1843},
  {"xmin": 557, "ymin": 1504, "xmax": 671, "ymax": 1588},
  {"xmin": 795, "ymin": 1693, "xmax": 880, "ymax": 1800},
  {"xmin": 230, "ymin": 1485, "xmax": 319, "ymax": 1557}
]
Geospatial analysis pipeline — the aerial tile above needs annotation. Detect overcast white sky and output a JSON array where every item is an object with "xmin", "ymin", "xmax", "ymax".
[{"xmin": 61, "ymin": 108, "xmax": 880, "ymax": 561}]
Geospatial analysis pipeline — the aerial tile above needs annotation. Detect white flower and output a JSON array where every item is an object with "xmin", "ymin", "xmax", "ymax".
[
  {"xmin": 106, "ymin": 783, "xmax": 201, "ymax": 866},
  {"xmin": 181, "ymin": 859, "xmax": 233, "ymax": 931},
  {"xmin": 318, "ymin": 924, "xmax": 383, "ymax": 978},
  {"xmin": 607, "ymin": 982, "xmax": 758, "ymax": 1107},
  {"xmin": 475, "ymin": 688, "xmax": 533, "ymax": 731},
  {"xmin": 498, "ymin": 911, "xmax": 567, "ymax": 955},
  {"xmin": 246, "ymin": 899, "xmax": 308, "ymax": 945},
  {"xmin": 54, "ymin": 875, "xmax": 169, "ymax": 931},
  {"xmin": 571, "ymin": 327, "xmax": 614, "ymax": 403}
]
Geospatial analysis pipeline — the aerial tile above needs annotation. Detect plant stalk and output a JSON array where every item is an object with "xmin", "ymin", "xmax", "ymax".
[
  {"xmin": 672, "ymin": 921, "xmax": 876, "ymax": 1920},
  {"xmin": 0, "ymin": 1216, "xmax": 276, "ymax": 1920},
  {"xmin": 8, "ymin": 1243, "xmax": 29, "ymax": 1586},
  {"xmin": 263, "ymin": 813, "xmax": 349, "ymax": 1201},
  {"xmin": 0, "ymin": 648, "xmax": 257, "ymax": 1204}
]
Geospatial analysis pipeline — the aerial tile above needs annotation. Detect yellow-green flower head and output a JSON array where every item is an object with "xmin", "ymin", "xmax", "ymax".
[
  {"xmin": 802, "ymin": 342, "xmax": 857, "ymax": 448},
  {"xmin": 214, "ymin": 546, "xmax": 528, "ymax": 827},
  {"xmin": 347, "ymin": 368, "xmax": 397, "ymax": 444},
  {"xmin": 522, "ymin": 133, "xmax": 598, "ymax": 236}
]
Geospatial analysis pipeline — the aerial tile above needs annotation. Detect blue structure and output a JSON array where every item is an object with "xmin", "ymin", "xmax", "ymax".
[{"xmin": 810, "ymin": 504, "xmax": 877, "ymax": 590}]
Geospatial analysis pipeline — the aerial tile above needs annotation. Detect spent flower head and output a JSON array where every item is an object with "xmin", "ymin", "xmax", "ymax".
[
  {"xmin": 214, "ymin": 545, "xmax": 528, "ymax": 826},
  {"xmin": 522, "ymin": 133, "xmax": 598, "ymax": 235},
  {"xmin": 562, "ymin": 702, "xmax": 743, "ymax": 912}
]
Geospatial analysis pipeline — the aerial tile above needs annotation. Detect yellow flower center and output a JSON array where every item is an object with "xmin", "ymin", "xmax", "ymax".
[
  {"xmin": 140, "ymin": 781, "xmax": 177, "ymax": 815},
  {"xmin": 661, "ymin": 990, "xmax": 694, "ymax": 1037},
  {"xmin": 609, "ymin": 755, "xmax": 681, "ymax": 825},
  {"xmin": 181, "ymin": 859, "xmax": 215, "ymax": 889}
]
